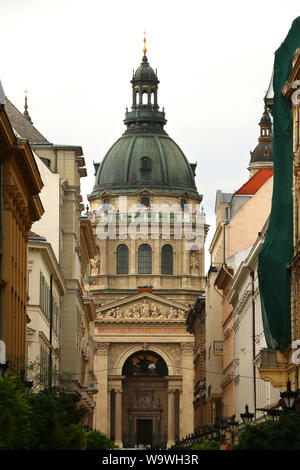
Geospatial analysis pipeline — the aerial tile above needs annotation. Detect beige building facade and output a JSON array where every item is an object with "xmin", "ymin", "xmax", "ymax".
[
  {"xmin": 5, "ymin": 98, "xmax": 98, "ymax": 424},
  {"xmin": 204, "ymin": 107, "xmax": 274, "ymax": 425},
  {"xmin": 26, "ymin": 233, "xmax": 66, "ymax": 388}
]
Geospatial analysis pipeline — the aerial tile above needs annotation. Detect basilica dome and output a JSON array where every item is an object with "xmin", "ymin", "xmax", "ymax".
[
  {"xmin": 90, "ymin": 47, "xmax": 199, "ymax": 198},
  {"xmin": 249, "ymin": 106, "xmax": 273, "ymax": 166},
  {"xmin": 92, "ymin": 134, "xmax": 198, "ymax": 195}
]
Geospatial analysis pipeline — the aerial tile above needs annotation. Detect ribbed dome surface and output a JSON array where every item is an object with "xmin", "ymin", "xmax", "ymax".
[
  {"xmin": 134, "ymin": 64, "xmax": 156, "ymax": 81},
  {"xmin": 250, "ymin": 142, "xmax": 273, "ymax": 164},
  {"xmin": 92, "ymin": 134, "xmax": 198, "ymax": 195}
]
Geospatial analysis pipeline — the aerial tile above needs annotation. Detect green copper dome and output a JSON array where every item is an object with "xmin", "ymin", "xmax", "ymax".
[
  {"xmin": 134, "ymin": 63, "xmax": 156, "ymax": 81},
  {"xmin": 90, "ymin": 50, "xmax": 199, "ymax": 198},
  {"xmin": 91, "ymin": 134, "xmax": 198, "ymax": 195}
]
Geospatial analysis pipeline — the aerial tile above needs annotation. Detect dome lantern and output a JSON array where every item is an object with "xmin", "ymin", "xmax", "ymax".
[
  {"xmin": 124, "ymin": 35, "xmax": 167, "ymax": 135},
  {"xmin": 248, "ymin": 105, "xmax": 273, "ymax": 176},
  {"xmin": 89, "ymin": 41, "xmax": 200, "ymax": 199}
]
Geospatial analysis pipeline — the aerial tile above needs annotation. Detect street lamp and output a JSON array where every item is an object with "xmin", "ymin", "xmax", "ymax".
[
  {"xmin": 266, "ymin": 409, "xmax": 282, "ymax": 421},
  {"xmin": 280, "ymin": 380, "xmax": 299, "ymax": 411},
  {"xmin": 218, "ymin": 418, "xmax": 228, "ymax": 441},
  {"xmin": 240, "ymin": 404, "xmax": 254, "ymax": 425},
  {"xmin": 0, "ymin": 360, "xmax": 9, "ymax": 377},
  {"xmin": 228, "ymin": 415, "xmax": 239, "ymax": 443}
]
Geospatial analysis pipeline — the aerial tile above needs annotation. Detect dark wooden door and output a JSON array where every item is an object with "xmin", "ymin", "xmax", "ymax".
[{"xmin": 136, "ymin": 419, "xmax": 153, "ymax": 445}]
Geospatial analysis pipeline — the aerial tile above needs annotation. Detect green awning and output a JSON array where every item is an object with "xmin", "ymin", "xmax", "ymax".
[{"xmin": 258, "ymin": 17, "xmax": 300, "ymax": 353}]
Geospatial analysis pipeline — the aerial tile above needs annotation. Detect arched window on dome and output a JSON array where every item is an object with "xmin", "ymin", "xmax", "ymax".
[
  {"xmin": 117, "ymin": 244, "xmax": 129, "ymax": 274},
  {"xmin": 138, "ymin": 244, "xmax": 152, "ymax": 274},
  {"xmin": 140, "ymin": 156, "xmax": 151, "ymax": 171},
  {"xmin": 161, "ymin": 244, "xmax": 173, "ymax": 275}
]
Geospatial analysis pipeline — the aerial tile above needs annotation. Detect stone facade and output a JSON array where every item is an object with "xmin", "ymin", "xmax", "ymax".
[{"xmin": 0, "ymin": 106, "xmax": 43, "ymax": 373}]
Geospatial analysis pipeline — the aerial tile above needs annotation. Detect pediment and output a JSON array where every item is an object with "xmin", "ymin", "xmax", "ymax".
[
  {"xmin": 137, "ymin": 188, "xmax": 155, "ymax": 196},
  {"xmin": 99, "ymin": 191, "xmax": 112, "ymax": 198},
  {"xmin": 96, "ymin": 292, "xmax": 189, "ymax": 323}
]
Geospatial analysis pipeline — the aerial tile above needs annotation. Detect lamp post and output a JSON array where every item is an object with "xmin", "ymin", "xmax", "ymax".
[
  {"xmin": 280, "ymin": 380, "xmax": 299, "ymax": 412},
  {"xmin": 240, "ymin": 404, "xmax": 254, "ymax": 426},
  {"xmin": 0, "ymin": 360, "xmax": 9, "ymax": 377},
  {"xmin": 228, "ymin": 415, "xmax": 239, "ymax": 444},
  {"xmin": 266, "ymin": 409, "xmax": 282, "ymax": 421},
  {"xmin": 218, "ymin": 418, "xmax": 228, "ymax": 442}
]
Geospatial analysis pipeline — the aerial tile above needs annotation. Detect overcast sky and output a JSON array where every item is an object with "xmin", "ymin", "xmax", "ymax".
[{"xmin": 1, "ymin": 0, "xmax": 299, "ymax": 271}]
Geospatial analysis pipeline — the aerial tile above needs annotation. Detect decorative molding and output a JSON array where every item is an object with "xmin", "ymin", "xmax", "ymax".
[
  {"xmin": 180, "ymin": 342, "xmax": 194, "ymax": 355},
  {"xmin": 95, "ymin": 342, "xmax": 110, "ymax": 355}
]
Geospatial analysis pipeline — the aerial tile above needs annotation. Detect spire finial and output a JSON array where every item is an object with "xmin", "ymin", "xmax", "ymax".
[
  {"xmin": 143, "ymin": 30, "xmax": 147, "ymax": 55},
  {"xmin": 24, "ymin": 89, "xmax": 32, "ymax": 123}
]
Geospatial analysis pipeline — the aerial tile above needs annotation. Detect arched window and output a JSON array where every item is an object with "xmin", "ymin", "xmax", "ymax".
[
  {"xmin": 141, "ymin": 196, "xmax": 150, "ymax": 207},
  {"xmin": 140, "ymin": 156, "xmax": 151, "ymax": 170},
  {"xmin": 142, "ymin": 91, "xmax": 148, "ymax": 105},
  {"xmin": 180, "ymin": 199, "xmax": 187, "ymax": 209},
  {"xmin": 138, "ymin": 244, "xmax": 152, "ymax": 274},
  {"xmin": 117, "ymin": 244, "xmax": 129, "ymax": 274},
  {"xmin": 161, "ymin": 244, "xmax": 173, "ymax": 274}
]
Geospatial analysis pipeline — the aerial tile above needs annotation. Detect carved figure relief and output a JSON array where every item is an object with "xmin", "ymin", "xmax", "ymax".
[{"xmin": 98, "ymin": 301, "xmax": 187, "ymax": 321}]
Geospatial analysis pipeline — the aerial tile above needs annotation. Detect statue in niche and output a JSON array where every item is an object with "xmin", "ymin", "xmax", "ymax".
[
  {"xmin": 190, "ymin": 252, "xmax": 199, "ymax": 275},
  {"xmin": 91, "ymin": 251, "xmax": 101, "ymax": 276}
]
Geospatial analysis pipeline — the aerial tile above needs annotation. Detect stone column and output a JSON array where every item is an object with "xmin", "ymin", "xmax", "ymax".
[
  {"xmin": 94, "ymin": 343, "xmax": 110, "ymax": 434},
  {"xmin": 107, "ymin": 390, "xmax": 111, "ymax": 439},
  {"xmin": 178, "ymin": 389, "xmax": 183, "ymax": 439},
  {"xmin": 167, "ymin": 390, "xmax": 175, "ymax": 448},
  {"xmin": 180, "ymin": 342, "xmax": 194, "ymax": 437},
  {"xmin": 114, "ymin": 389, "xmax": 123, "ymax": 448},
  {"xmin": 153, "ymin": 239, "xmax": 160, "ymax": 274}
]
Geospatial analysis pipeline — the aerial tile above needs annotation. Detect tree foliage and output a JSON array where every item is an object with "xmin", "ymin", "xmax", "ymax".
[
  {"xmin": 190, "ymin": 439, "xmax": 221, "ymax": 450},
  {"xmin": 234, "ymin": 412, "xmax": 300, "ymax": 450},
  {"xmin": 84, "ymin": 430, "xmax": 115, "ymax": 450},
  {"xmin": 0, "ymin": 375, "xmax": 87, "ymax": 450}
]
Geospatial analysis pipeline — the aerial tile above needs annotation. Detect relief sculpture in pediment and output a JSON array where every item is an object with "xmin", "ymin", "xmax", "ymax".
[{"xmin": 98, "ymin": 300, "xmax": 187, "ymax": 321}]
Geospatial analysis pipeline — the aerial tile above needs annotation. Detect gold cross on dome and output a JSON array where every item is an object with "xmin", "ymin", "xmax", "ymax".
[{"xmin": 143, "ymin": 31, "xmax": 147, "ymax": 54}]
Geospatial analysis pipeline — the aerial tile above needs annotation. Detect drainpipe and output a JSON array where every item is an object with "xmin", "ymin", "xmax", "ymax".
[
  {"xmin": 294, "ymin": 104, "xmax": 299, "ymax": 389},
  {"xmin": 0, "ymin": 162, "xmax": 3, "ymax": 341},
  {"xmin": 48, "ymin": 274, "xmax": 53, "ymax": 390},
  {"xmin": 0, "ymin": 103, "xmax": 5, "ymax": 342},
  {"xmin": 223, "ymin": 207, "xmax": 230, "ymax": 265},
  {"xmin": 250, "ymin": 270, "xmax": 257, "ymax": 420}
]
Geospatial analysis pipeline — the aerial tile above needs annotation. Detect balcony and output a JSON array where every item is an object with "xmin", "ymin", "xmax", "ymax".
[
  {"xmin": 221, "ymin": 373, "xmax": 233, "ymax": 389},
  {"xmin": 258, "ymin": 348, "xmax": 289, "ymax": 391}
]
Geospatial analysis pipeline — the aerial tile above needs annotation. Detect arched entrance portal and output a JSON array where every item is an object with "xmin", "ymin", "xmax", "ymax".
[{"xmin": 112, "ymin": 350, "xmax": 179, "ymax": 449}]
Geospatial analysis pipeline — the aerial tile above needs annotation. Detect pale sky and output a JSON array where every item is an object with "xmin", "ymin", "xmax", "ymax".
[{"xmin": 1, "ymin": 0, "xmax": 299, "ymax": 271}]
